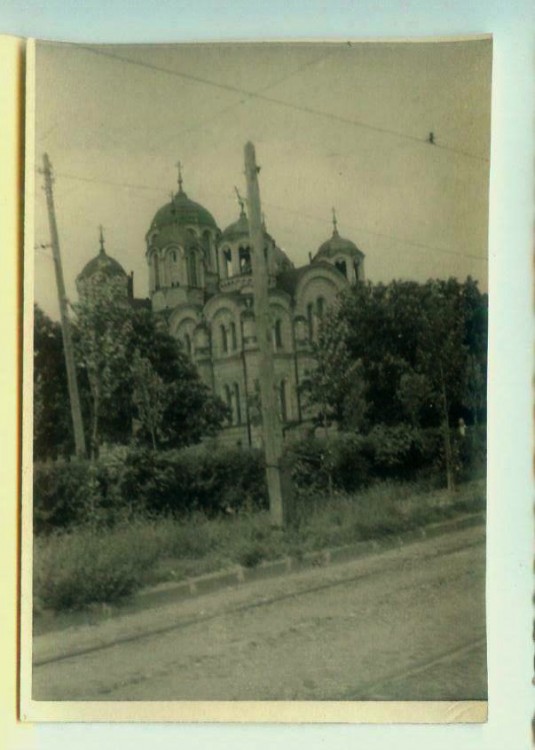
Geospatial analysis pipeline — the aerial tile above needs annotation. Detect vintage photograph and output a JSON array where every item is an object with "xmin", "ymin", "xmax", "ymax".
[{"xmin": 25, "ymin": 38, "xmax": 491, "ymax": 713}]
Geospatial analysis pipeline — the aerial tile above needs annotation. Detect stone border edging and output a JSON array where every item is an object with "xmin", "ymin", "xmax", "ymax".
[{"xmin": 135, "ymin": 512, "xmax": 485, "ymax": 611}]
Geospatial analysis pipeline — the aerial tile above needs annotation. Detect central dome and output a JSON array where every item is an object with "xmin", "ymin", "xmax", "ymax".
[{"xmin": 149, "ymin": 187, "xmax": 217, "ymax": 233}]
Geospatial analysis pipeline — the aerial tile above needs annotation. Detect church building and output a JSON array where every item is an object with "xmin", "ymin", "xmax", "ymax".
[{"xmin": 77, "ymin": 166, "xmax": 366, "ymax": 447}]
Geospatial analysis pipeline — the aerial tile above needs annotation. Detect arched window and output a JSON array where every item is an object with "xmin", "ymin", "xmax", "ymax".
[
  {"xmin": 183, "ymin": 334, "xmax": 192, "ymax": 355},
  {"xmin": 317, "ymin": 297, "xmax": 325, "ymax": 319},
  {"xmin": 223, "ymin": 248, "xmax": 232, "ymax": 279},
  {"xmin": 223, "ymin": 385, "xmax": 233, "ymax": 424},
  {"xmin": 187, "ymin": 250, "xmax": 198, "ymax": 287},
  {"xmin": 273, "ymin": 319, "xmax": 283, "ymax": 350},
  {"xmin": 233, "ymin": 383, "xmax": 242, "ymax": 425},
  {"xmin": 202, "ymin": 231, "xmax": 211, "ymax": 258},
  {"xmin": 307, "ymin": 302, "xmax": 314, "ymax": 341},
  {"xmin": 335, "ymin": 259, "xmax": 347, "ymax": 277},
  {"xmin": 239, "ymin": 247, "xmax": 251, "ymax": 274},
  {"xmin": 220, "ymin": 325, "xmax": 228, "ymax": 354},
  {"xmin": 230, "ymin": 321, "xmax": 237, "ymax": 351},
  {"xmin": 170, "ymin": 250, "xmax": 177, "ymax": 263},
  {"xmin": 154, "ymin": 254, "xmax": 160, "ymax": 290},
  {"xmin": 279, "ymin": 380, "xmax": 288, "ymax": 423}
]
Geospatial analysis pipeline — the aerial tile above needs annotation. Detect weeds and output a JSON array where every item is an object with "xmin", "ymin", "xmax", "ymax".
[{"xmin": 34, "ymin": 478, "xmax": 485, "ymax": 613}]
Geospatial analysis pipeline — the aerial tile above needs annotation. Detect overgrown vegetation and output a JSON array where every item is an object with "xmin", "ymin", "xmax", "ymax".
[
  {"xmin": 301, "ymin": 278, "xmax": 487, "ymax": 489},
  {"xmin": 33, "ymin": 302, "xmax": 229, "ymax": 461},
  {"xmin": 32, "ymin": 277, "xmax": 488, "ymax": 614},
  {"xmin": 34, "ymin": 478, "xmax": 486, "ymax": 614},
  {"xmin": 33, "ymin": 425, "xmax": 485, "ymax": 535}
]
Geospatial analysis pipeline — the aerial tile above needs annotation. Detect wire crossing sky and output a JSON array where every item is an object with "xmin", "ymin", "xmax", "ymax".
[{"xmin": 33, "ymin": 39, "xmax": 492, "ymax": 318}]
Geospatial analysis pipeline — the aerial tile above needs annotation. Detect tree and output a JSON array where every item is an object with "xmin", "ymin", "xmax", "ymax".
[
  {"xmin": 33, "ymin": 305, "xmax": 74, "ymax": 460},
  {"xmin": 73, "ymin": 277, "xmax": 133, "ymax": 459},
  {"xmin": 131, "ymin": 349, "xmax": 169, "ymax": 450},
  {"xmin": 308, "ymin": 278, "xmax": 488, "ymax": 489},
  {"xmin": 300, "ymin": 308, "xmax": 368, "ymax": 432},
  {"xmin": 127, "ymin": 308, "xmax": 229, "ymax": 449}
]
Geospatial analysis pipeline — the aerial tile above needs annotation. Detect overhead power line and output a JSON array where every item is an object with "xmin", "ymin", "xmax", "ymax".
[
  {"xmin": 78, "ymin": 45, "xmax": 489, "ymax": 164},
  {"xmin": 38, "ymin": 167, "xmax": 487, "ymax": 264}
]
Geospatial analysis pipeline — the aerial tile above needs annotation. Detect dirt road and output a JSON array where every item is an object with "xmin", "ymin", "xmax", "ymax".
[{"xmin": 33, "ymin": 524, "xmax": 486, "ymax": 701}]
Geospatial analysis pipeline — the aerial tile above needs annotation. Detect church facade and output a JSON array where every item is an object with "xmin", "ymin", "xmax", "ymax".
[{"xmin": 78, "ymin": 168, "xmax": 366, "ymax": 447}]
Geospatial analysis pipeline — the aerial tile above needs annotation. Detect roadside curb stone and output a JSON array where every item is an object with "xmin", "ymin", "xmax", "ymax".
[
  {"xmin": 135, "ymin": 512, "xmax": 485, "ymax": 609},
  {"xmin": 33, "ymin": 512, "xmax": 485, "ymax": 666}
]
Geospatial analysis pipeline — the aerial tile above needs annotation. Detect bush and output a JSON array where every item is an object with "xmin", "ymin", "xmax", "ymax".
[
  {"xmin": 34, "ymin": 444, "xmax": 269, "ymax": 534},
  {"xmin": 33, "ymin": 424, "xmax": 485, "ymax": 536},
  {"xmin": 286, "ymin": 433, "xmax": 371, "ymax": 494},
  {"xmin": 33, "ymin": 459, "xmax": 92, "ymax": 534},
  {"xmin": 120, "ymin": 445, "xmax": 268, "ymax": 516},
  {"xmin": 365, "ymin": 423, "xmax": 426, "ymax": 479}
]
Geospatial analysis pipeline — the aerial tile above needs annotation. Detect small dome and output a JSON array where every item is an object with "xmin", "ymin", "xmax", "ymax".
[
  {"xmin": 221, "ymin": 207, "xmax": 249, "ymax": 242},
  {"xmin": 314, "ymin": 210, "xmax": 364, "ymax": 261},
  {"xmin": 149, "ymin": 185, "xmax": 217, "ymax": 234},
  {"xmin": 78, "ymin": 229, "xmax": 127, "ymax": 282}
]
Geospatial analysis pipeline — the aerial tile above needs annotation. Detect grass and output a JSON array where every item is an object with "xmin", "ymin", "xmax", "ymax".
[{"xmin": 33, "ymin": 477, "xmax": 486, "ymax": 614}]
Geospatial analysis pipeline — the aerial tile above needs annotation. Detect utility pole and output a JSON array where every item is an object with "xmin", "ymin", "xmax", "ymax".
[
  {"xmin": 244, "ymin": 142, "xmax": 290, "ymax": 527},
  {"xmin": 41, "ymin": 153, "xmax": 86, "ymax": 458}
]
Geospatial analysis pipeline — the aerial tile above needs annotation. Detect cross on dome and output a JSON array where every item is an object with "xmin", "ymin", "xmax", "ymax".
[
  {"xmin": 98, "ymin": 225, "xmax": 106, "ymax": 254},
  {"xmin": 176, "ymin": 161, "xmax": 184, "ymax": 194},
  {"xmin": 234, "ymin": 186, "xmax": 246, "ymax": 216},
  {"xmin": 332, "ymin": 207, "xmax": 338, "ymax": 236}
]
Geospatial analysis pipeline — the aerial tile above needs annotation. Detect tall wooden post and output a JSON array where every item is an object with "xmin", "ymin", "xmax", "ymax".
[
  {"xmin": 244, "ymin": 142, "xmax": 289, "ymax": 527},
  {"xmin": 41, "ymin": 153, "xmax": 87, "ymax": 458}
]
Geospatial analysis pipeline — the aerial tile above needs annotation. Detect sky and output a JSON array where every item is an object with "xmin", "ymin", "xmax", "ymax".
[{"xmin": 32, "ymin": 39, "xmax": 492, "ymax": 319}]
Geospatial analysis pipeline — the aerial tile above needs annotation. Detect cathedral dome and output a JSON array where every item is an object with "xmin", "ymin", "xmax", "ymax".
[
  {"xmin": 220, "ymin": 208, "xmax": 249, "ymax": 242},
  {"xmin": 150, "ymin": 191, "xmax": 217, "ymax": 231},
  {"xmin": 148, "ymin": 169, "xmax": 217, "ymax": 233},
  {"xmin": 78, "ymin": 228, "xmax": 127, "ymax": 282}
]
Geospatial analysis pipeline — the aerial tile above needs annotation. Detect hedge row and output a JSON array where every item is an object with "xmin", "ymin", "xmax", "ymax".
[
  {"xmin": 33, "ymin": 425, "xmax": 486, "ymax": 534},
  {"xmin": 34, "ymin": 445, "xmax": 268, "ymax": 535}
]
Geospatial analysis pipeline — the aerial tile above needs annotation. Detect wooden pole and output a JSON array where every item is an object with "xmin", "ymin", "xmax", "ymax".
[
  {"xmin": 41, "ymin": 153, "xmax": 87, "ymax": 458},
  {"xmin": 244, "ymin": 142, "xmax": 288, "ymax": 527}
]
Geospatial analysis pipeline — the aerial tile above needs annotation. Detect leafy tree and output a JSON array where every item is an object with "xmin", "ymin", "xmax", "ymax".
[
  {"xmin": 33, "ymin": 305, "xmax": 74, "ymax": 460},
  {"xmin": 73, "ymin": 277, "xmax": 133, "ymax": 459},
  {"xmin": 131, "ymin": 349, "xmax": 169, "ymax": 450},
  {"xmin": 301, "ymin": 309, "xmax": 368, "ymax": 432},
  {"xmin": 36, "ymin": 289, "xmax": 229, "ymax": 459},
  {"xmin": 73, "ymin": 288, "xmax": 228, "ymax": 455},
  {"xmin": 308, "ymin": 278, "xmax": 488, "ymax": 489},
  {"xmin": 127, "ymin": 308, "xmax": 229, "ymax": 449}
]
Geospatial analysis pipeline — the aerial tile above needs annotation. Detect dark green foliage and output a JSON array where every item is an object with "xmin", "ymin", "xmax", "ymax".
[
  {"xmin": 33, "ymin": 305, "xmax": 75, "ymax": 460},
  {"xmin": 119, "ymin": 445, "xmax": 268, "ymax": 516},
  {"xmin": 333, "ymin": 277, "xmax": 488, "ymax": 428},
  {"xmin": 128, "ymin": 309, "xmax": 229, "ymax": 448},
  {"xmin": 304, "ymin": 278, "xmax": 488, "ymax": 489},
  {"xmin": 287, "ymin": 434, "xmax": 371, "ymax": 494},
  {"xmin": 33, "ymin": 459, "xmax": 91, "ymax": 533},
  {"xmin": 33, "ymin": 445, "xmax": 268, "ymax": 533},
  {"xmin": 285, "ymin": 422, "xmax": 483, "ymax": 495},
  {"xmin": 33, "ymin": 304, "xmax": 229, "ymax": 459}
]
